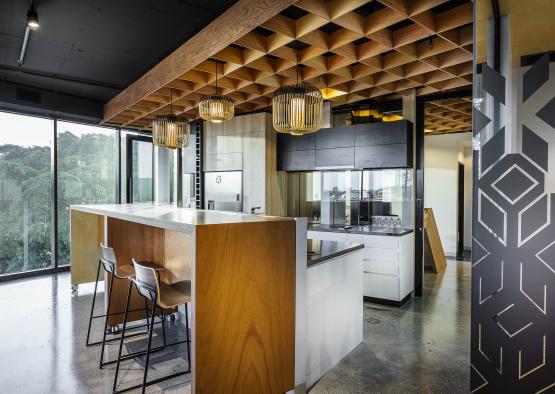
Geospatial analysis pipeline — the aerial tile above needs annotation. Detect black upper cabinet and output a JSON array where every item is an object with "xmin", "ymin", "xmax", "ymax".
[
  {"xmin": 355, "ymin": 144, "xmax": 409, "ymax": 169},
  {"xmin": 276, "ymin": 120, "xmax": 413, "ymax": 171},
  {"xmin": 316, "ymin": 126, "xmax": 355, "ymax": 149},
  {"xmin": 316, "ymin": 147, "xmax": 355, "ymax": 168},
  {"xmin": 355, "ymin": 121, "xmax": 409, "ymax": 146},
  {"xmin": 278, "ymin": 149, "xmax": 316, "ymax": 171},
  {"xmin": 277, "ymin": 133, "xmax": 316, "ymax": 151}
]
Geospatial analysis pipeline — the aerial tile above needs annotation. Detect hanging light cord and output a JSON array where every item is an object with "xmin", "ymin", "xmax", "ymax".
[
  {"xmin": 215, "ymin": 61, "xmax": 219, "ymax": 95},
  {"xmin": 170, "ymin": 88, "xmax": 173, "ymax": 115},
  {"xmin": 296, "ymin": 47, "xmax": 299, "ymax": 84}
]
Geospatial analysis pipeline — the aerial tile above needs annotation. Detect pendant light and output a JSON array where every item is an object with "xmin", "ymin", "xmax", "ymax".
[
  {"xmin": 273, "ymin": 47, "xmax": 323, "ymax": 135},
  {"xmin": 152, "ymin": 89, "xmax": 190, "ymax": 149},
  {"xmin": 199, "ymin": 61, "xmax": 234, "ymax": 123}
]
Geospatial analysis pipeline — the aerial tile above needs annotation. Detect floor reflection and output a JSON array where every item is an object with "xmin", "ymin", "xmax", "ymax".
[
  {"xmin": 0, "ymin": 273, "xmax": 191, "ymax": 393},
  {"xmin": 310, "ymin": 259, "xmax": 471, "ymax": 394},
  {"xmin": 0, "ymin": 259, "xmax": 470, "ymax": 393}
]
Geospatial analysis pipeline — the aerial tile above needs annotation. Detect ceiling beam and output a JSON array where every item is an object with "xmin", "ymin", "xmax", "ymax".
[{"xmin": 102, "ymin": 0, "xmax": 296, "ymax": 123}]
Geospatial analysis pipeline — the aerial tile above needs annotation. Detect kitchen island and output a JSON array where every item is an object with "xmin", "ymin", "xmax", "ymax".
[
  {"xmin": 70, "ymin": 204, "xmax": 368, "ymax": 393},
  {"xmin": 305, "ymin": 240, "xmax": 364, "ymax": 388},
  {"xmin": 70, "ymin": 204, "xmax": 306, "ymax": 394}
]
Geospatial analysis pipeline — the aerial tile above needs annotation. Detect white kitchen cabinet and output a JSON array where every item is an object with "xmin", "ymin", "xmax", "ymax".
[
  {"xmin": 204, "ymin": 152, "xmax": 242, "ymax": 172},
  {"xmin": 204, "ymin": 117, "xmax": 243, "ymax": 171},
  {"xmin": 307, "ymin": 230, "xmax": 414, "ymax": 305},
  {"xmin": 203, "ymin": 113, "xmax": 287, "ymax": 215}
]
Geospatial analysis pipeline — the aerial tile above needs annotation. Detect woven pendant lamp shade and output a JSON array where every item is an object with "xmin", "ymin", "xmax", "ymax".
[
  {"xmin": 199, "ymin": 94, "xmax": 234, "ymax": 123},
  {"xmin": 199, "ymin": 61, "xmax": 234, "ymax": 123},
  {"xmin": 152, "ymin": 114, "xmax": 190, "ymax": 149},
  {"xmin": 272, "ymin": 82, "xmax": 323, "ymax": 136}
]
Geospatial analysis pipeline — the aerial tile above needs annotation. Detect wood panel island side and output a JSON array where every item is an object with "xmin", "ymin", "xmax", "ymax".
[{"xmin": 70, "ymin": 204, "xmax": 307, "ymax": 394}]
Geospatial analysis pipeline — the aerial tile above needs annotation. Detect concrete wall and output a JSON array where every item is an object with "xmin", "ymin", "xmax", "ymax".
[{"xmin": 424, "ymin": 132, "xmax": 473, "ymax": 255}]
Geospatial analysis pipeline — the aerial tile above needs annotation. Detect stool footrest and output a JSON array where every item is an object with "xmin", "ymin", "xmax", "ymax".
[
  {"xmin": 86, "ymin": 315, "xmax": 164, "ymax": 347},
  {"xmin": 113, "ymin": 369, "xmax": 191, "ymax": 394},
  {"xmin": 106, "ymin": 338, "xmax": 190, "ymax": 366}
]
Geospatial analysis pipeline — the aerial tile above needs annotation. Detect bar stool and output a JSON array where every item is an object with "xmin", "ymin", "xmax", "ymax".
[
  {"xmin": 113, "ymin": 259, "xmax": 192, "ymax": 394},
  {"xmin": 85, "ymin": 244, "xmax": 165, "ymax": 368}
]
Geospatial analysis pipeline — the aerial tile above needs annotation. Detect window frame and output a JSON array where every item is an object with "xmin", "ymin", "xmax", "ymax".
[{"xmin": 0, "ymin": 108, "xmax": 124, "ymax": 280}]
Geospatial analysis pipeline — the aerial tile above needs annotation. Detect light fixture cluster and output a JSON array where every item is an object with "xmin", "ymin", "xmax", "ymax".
[
  {"xmin": 153, "ymin": 49, "xmax": 324, "ymax": 143},
  {"xmin": 153, "ymin": 61, "xmax": 235, "ymax": 148}
]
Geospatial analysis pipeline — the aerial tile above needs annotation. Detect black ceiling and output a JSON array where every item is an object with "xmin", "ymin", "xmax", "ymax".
[{"xmin": 0, "ymin": 0, "xmax": 237, "ymax": 102}]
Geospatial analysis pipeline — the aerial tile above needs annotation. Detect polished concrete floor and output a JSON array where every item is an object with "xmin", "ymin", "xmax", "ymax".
[
  {"xmin": 0, "ymin": 258, "xmax": 470, "ymax": 394},
  {"xmin": 310, "ymin": 258, "xmax": 471, "ymax": 394},
  {"xmin": 0, "ymin": 274, "xmax": 191, "ymax": 393}
]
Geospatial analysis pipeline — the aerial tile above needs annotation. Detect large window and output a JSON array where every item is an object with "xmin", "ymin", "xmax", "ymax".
[
  {"xmin": 0, "ymin": 110, "xmax": 189, "ymax": 278},
  {"xmin": 56, "ymin": 121, "xmax": 117, "ymax": 266},
  {"xmin": 0, "ymin": 112, "xmax": 53, "ymax": 275}
]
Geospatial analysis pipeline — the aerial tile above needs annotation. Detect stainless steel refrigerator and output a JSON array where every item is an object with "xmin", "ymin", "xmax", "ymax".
[{"xmin": 204, "ymin": 171, "xmax": 243, "ymax": 212}]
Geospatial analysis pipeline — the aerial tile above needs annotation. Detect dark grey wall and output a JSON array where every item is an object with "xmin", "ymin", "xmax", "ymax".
[
  {"xmin": 471, "ymin": 38, "xmax": 555, "ymax": 394},
  {"xmin": 0, "ymin": 80, "xmax": 103, "ymax": 123}
]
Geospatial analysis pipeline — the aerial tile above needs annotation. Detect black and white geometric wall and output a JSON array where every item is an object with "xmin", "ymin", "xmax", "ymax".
[{"xmin": 471, "ymin": 53, "xmax": 555, "ymax": 392}]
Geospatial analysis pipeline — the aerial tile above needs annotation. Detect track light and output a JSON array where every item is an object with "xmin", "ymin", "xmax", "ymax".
[{"xmin": 27, "ymin": 1, "xmax": 39, "ymax": 30}]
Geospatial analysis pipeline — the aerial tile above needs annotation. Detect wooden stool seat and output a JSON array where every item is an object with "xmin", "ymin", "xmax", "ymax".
[
  {"xmin": 115, "ymin": 262, "xmax": 164, "ymax": 279},
  {"xmin": 158, "ymin": 281, "xmax": 191, "ymax": 309}
]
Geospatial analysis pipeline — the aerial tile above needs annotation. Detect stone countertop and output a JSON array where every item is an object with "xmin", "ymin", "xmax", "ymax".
[
  {"xmin": 307, "ymin": 239, "xmax": 364, "ymax": 268},
  {"xmin": 71, "ymin": 204, "xmax": 293, "ymax": 234},
  {"xmin": 308, "ymin": 223, "xmax": 413, "ymax": 236}
]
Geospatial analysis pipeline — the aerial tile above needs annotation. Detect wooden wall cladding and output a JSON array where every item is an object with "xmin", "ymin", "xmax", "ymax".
[
  {"xmin": 194, "ymin": 220, "xmax": 296, "ymax": 394},
  {"xmin": 106, "ymin": 217, "xmax": 192, "ymax": 325}
]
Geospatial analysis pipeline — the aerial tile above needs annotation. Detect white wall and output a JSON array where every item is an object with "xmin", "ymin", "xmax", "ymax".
[{"xmin": 424, "ymin": 133, "xmax": 472, "ymax": 256}]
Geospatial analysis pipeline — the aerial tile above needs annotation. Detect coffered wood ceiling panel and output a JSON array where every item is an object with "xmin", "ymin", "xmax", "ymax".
[
  {"xmin": 425, "ymin": 96, "xmax": 472, "ymax": 134},
  {"xmin": 103, "ymin": 0, "xmax": 473, "ymax": 129}
]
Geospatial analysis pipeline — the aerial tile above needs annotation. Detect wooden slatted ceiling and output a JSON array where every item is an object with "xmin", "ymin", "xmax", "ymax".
[
  {"xmin": 104, "ymin": 0, "xmax": 473, "ymax": 130},
  {"xmin": 425, "ymin": 96, "xmax": 472, "ymax": 134}
]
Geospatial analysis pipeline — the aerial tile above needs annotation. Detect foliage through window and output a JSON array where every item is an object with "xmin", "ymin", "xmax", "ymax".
[
  {"xmin": 0, "ymin": 112, "xmax": 53, "ymax": 275},
  {"xmin": 56, "ymin": 121, "xmax": 117, "ymax": 266}
]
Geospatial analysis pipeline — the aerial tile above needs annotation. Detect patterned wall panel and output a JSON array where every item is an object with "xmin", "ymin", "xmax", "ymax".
[{"xmin": 471, "ymin": 54, "xmax": 555, "ymax": 392}]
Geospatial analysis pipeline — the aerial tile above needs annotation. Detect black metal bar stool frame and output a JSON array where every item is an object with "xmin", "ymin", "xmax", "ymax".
[
  {"xmin": 85, "ymin": 256, "xmax": 167, "ymax": 368},
  {"xmin": 113, "ymin": 276, "xmax": 191, "ymax": 394}
]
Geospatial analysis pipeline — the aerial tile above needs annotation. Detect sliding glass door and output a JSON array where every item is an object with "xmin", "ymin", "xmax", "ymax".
[
  {"xmin": 56, "ymin": 121, "xmax": 118, "ymax": 266},
  {"xmin": 0, "ymin": 112, "xmax": 53, "ymax": 275},
  {"xmin": 126, "ymin": 134, "xmax": 154, "ymax": 203}
]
